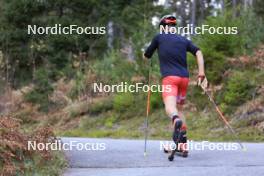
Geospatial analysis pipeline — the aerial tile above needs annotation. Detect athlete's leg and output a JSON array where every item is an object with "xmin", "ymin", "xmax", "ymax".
[
  {"xmin": 163, "ymin": 96, "xmax": 183, "ymax": 151},
  {"xmin": 177, "ymin": 104, "xmax": 186, "ymax": 128},
  {"xmin": 162, "ymin": 76, "xmax": 181, "ymax": 126},
  {"xmin": 176, "ymin": 77, "xmax": 189, "ymax": 154},
  {"xmin": 163, "ymin": 96, "xmax": 183, "ymax": 133},
  {"xmin": 163, "ymin": 96, "xmax": 182, "ymax": 152},
  {"xmin": 164, "ymin": 96, "xmax": 178, "ymax": 118},
  {"xmin": 162, "ymin": 76, "xmax": 184, "ymax": 150},
  {"xmin": 176, "ymin": 77, "xmax": 189, "ymax": 129},
  {"xmin": 162, "ymin": 76, "xmax": 179, "ymax": 119}
]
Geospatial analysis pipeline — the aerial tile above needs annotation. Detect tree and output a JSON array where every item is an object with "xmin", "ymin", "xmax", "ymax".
[
  {"xmin": 253, "ymin": 0, "xmax": 264, "ymax": 17},
  {"xmin": 191, "ymin": 0, "xmax": 197, "ymax": 26},
  {"xmin": 0, "ymin": 0, "xmax": 161, "ymax": 87}
]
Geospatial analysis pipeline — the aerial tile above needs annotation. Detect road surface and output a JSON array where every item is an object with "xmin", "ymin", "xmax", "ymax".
[{"xmin": 62, "ymin": 137, "xmax": 264, "ymax": 176}]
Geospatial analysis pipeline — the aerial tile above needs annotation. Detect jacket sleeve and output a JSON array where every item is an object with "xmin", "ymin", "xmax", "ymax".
[
  {"xmin": 144, "ymin": 35, "xmax": 159, "ymax": 58},
  {"xmin": 187, "ymin": 40, "xmax": 200, "ymax": 56}
]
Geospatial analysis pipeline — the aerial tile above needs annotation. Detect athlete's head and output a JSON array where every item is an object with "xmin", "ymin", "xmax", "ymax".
[{"xmin": 159, "ymin": 15, "xmax": 177, "ymax": 27}]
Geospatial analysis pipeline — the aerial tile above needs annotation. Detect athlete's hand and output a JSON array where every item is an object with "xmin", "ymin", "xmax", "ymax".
[
  {"xmin": 197, "ymin": 75, "xmax": 208, "ymax": 90},
  {"xmin": 142, "ymin": 53, "xmax": 149, "ymax": 63},
  {"xmin": 142, "ymin": 52, "xmax": 147, "ymax": 60}
]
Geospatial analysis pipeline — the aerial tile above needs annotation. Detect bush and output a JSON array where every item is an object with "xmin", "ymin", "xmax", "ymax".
[
  {"xmin": 24, "ymin": 68, "xmax": 53, "ymax": 112},
  {"xmin": 89, "ymin": 99, "xmax": 113, "ymax": 114},
  {"xmin": 113, "ymin": 92, "xmax": 134, "ymax": 112},
  {"xmin": 92, "ymin": 50, "xmax": 138, "ymax": 84},
  {"xmin": 223, "ymin": 71, "xmax": 255, "ymax": 106},
  {"xmin": 203, "ymin": 48, "xmax": 227, "ymax": 84},
  {"xmin": 215, "ymin": 71, "xmax": 256, "ymax": 114},
  {"xmin": 239, "ymin": 10, "xmax": 264, "ymax": 52},
  {"xmin": 193, "ymin": 10, "xmax": 264, "ymax": 84},
  {"xmin": 150, "ymin": 91, "xmax": 163, "ymax": 110},
  {"xmin": 195, "ymin": 12, "xmax": 243, "ymax": 56},
  {"xmin": 188, "ymin": 85, "xmax": 208, "ymax": 110},
  {"xmin": 104, "ymin": 115, "xmax": 117, "ymax": 128},
  {"xmin": 193, "ymin": 13, "xmax": 241, "ymax": 84},
  {"xmin": 0, "ymin": 116, "xmax": 66, "ymax": 175},
  {"xmin": 69, "ymin": 70, "xmax": 86, "ymax": 99}
]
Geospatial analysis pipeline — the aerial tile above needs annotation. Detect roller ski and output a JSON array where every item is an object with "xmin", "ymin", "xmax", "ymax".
[{"xmin": 166, "ymin": 116, "xmax": 188, "ymax": 161}]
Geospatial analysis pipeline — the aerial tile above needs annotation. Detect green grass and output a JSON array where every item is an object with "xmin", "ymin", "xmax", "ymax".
[{"xmin": 58, "ymin": 105, "xmax": 264, "ymax": 142}]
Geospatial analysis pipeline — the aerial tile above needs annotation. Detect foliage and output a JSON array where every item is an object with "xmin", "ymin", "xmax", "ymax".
[
  {"xmin": 0, "ymin": 116, "xmax": 67, "ymax": 175},
  {"xmin": 150, "ymin": 91, "xmax": 163, "ymax": 110},
  {"xmin": 201, "ymin": 48, "xmax": 227, "ymax": 84},
  {"xmin": 253, "ymin": 0, "xmax": 264, "ymax": 18},
  {"xmin": 104, "ymin": 115, "xmax": 117, "ymax": 128},
  {"xmin": 192, "ymin": 10, "xmax": 264, "ymax": 84},
  {"xmin": 0, "ymin": 0, "xmax": 160, "ymax": 88},
  {"xmin": 89, "ymin": 99, "xmax": 113, "ymax": 115},
  {"xmin": 239, "ymin": 10, "xmax": 264, "ymax": 51},
  {"xmin": 113, "ymin": 92, "xmax": 134, "ymax": 112},
  {"xmin": 224, "ymin": 73, "xmax": 253, "ymax": 105},
  {"xmin": 69, "ymin": 71, "xmax": 86, "ymax": 99},
  {"xmin": 24, "ymin": 68, "xmax": 53, "ymax": 112},
  {"xmin": 92, "ymin": 50, "xmax": 139, "ymax": 83},
  {"xmin": 187, "ymin": 85, "xmax": 209, "ymax": 110},
  {"xmin": 193, "ymin": 13, "xmax": 239, "ymax": 83},
  {"xmin": 217, "ymin": 71, "xmax": 256, "ymax": 113}
]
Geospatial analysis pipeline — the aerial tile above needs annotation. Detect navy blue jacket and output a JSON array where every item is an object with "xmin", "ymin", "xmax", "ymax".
[{"xmin": 144, "ymin": 33, "xmax": 199, "ymax": 78}]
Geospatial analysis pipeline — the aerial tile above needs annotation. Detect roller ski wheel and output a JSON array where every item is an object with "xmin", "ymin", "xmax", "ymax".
[
  {"xmin": 182, "ymin": 150, "xmax": 188, "ymax": 158},
  {"xmin": 168, "ymin": 155, "xmax": 174, "ymax": 161},
  {"xmin": 164, "ymin": 148, "xmax": 169, "ymax": 153},
  {"xmin": 175, "ymin": 147, "xmax": 188, "ymax": 157},
  {"xmin": 168, "ymin": 147, "xmax": 188, "ymax": 161},
  {"xmin": 177, "ymin": 141, "xmax": 188, "ymax": 157},
  {"xmin": 163, "ymin": 145, "xmax": 173, "ymax": 153}
]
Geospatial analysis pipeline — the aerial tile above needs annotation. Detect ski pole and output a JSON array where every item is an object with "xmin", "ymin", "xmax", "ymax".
[
  {"xmin": 201, "ymin": 86, "xmax": 246, "ymax": 151},
  {"xmin": 144, "ymin": 60, "xmax": 152, "ymax": 157}
]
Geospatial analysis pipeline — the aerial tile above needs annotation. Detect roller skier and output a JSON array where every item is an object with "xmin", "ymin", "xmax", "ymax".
[{"xmin": 143, "ymin": 15, "xmax": 207, "ymax": 161}]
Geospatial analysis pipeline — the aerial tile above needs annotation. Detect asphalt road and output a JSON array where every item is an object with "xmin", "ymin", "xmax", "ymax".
[{"xmin": 62, "ymin": 137, "xmax": 264, "ymax": 176}]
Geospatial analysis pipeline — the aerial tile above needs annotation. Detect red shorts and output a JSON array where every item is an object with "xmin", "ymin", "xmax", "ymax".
[{"xmin": 162, "ymin": 76, "xmax": 189, "ymax": 104}]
